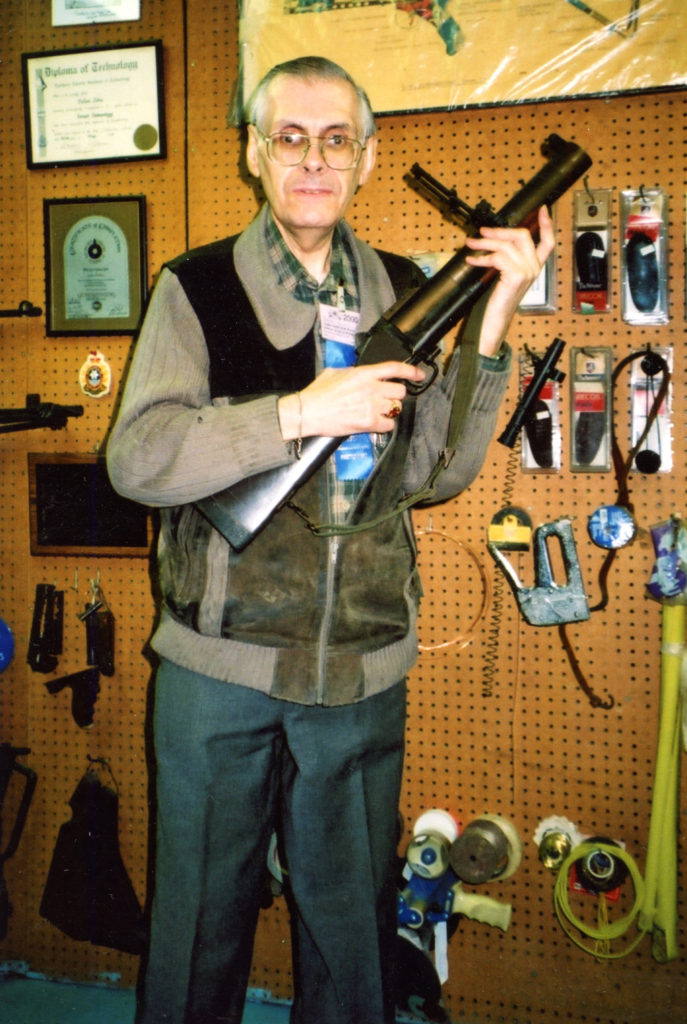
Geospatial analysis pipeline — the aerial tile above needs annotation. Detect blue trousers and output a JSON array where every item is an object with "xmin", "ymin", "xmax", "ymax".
[{"xmin": 139, "ymin": 659, "xmax": 406, "ymax": 1024}]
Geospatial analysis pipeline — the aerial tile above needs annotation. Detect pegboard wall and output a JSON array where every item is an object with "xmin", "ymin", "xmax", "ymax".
[{"xmin": 0, "ymin": 3, "xmax": 685, "ymax": 1022}]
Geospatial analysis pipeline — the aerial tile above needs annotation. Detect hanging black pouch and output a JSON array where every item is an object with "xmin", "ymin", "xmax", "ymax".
[{"xmin": 40, "ymin": 767, "xmax": 146, "ymax": 955}]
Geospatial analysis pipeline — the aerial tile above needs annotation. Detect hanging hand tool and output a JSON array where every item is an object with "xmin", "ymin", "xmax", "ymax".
[
  {"xmin": 0, "ymin": 394, "xmax": 83, "ymax": 434},
  {"xmin": 488, "ymin": 517, "xmax": 590, "ymax": 626},
  {"xmin": 0, "ymin": 744, "xmax": 37, "ymax": 941},
  {"xmin": 498, "ymin": 337, "xmax": 566, "ymax": 449},
  {"xmin": 45, "ymin": 667, "xmax": 101, "ymax": 729},
  {"xmin": 27, "ymin": 584, "xmax": 63, "ymax": 673},
  {"xmin": 80, "ymin": 580, "xmax": 115, "ymax": 677}
]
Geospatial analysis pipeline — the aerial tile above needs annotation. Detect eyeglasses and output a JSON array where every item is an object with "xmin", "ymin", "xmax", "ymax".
[{"xmin": 257, "ymin": 130, "xmax": 365, "ymax": 170}]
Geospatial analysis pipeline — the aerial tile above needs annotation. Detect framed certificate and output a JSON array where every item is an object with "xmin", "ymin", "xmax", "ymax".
[
  {"xmin": 51, "ymin": 1, "xmax": 141, "ymax": 27},
  {"xmin": 44, "ymin": 195, "xmax": 147, "ymax": 336},
  {"xmin": 22, "ymin": 41, "xmax": 165, "ymax": 168}
]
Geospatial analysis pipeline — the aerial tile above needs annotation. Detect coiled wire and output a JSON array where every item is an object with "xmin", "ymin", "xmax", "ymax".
[
  {"xmin": 553, "ymin": 841, "xmax": 648, "ymax": 959},
  {"xmin": 482, "ymin": 439, "xmax": 520, "ymax": 697}
]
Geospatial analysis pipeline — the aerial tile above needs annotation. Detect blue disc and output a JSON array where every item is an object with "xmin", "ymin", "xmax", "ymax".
[
  {"xmin": 588, "ymin": 505, "xmax": 636, "ymax": 550},
  {"xmin": 0, "ymin": 617, "xmax": 15, "ymax": 672}
]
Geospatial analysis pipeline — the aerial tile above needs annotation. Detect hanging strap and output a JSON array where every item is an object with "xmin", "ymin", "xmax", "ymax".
[{"xmin": 292, "ymin": 327, "xmax": 482, "ymax": 538}]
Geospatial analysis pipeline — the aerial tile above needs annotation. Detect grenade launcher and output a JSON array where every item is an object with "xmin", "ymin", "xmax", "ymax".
[{"xmin": 197, "ymin": 134, "xmax": 592, "ymax": 550}]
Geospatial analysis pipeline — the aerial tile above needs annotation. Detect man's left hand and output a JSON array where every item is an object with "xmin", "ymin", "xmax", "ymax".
[{"xmin": 464, "ymin": 205, "xmax": 555, "ymax": 357}]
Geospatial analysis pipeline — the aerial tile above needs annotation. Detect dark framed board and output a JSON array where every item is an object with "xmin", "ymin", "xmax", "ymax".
[{"xmin": 28, "ymin": 453, "xmax": 151, "ymax": 557}]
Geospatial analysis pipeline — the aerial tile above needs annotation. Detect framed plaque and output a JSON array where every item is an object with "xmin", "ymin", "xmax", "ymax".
[
  {"xmin": 22, "ymin": 41, "xmax": 165, "ymax": 168},
  {"xmin": 44, "ymin": 195, "xmax": 147, "ymax": 336},
  {"xmin": 28, "ymin": 453, "xmax": 151, "ymax": 557}
]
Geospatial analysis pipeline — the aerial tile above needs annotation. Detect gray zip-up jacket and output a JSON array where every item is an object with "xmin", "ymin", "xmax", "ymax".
[{"xmin": 107, "ymin": 207, "xmax": 511, "ymax": 705}]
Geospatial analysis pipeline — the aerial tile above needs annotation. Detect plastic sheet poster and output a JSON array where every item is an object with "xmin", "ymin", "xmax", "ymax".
[{"xmin": 238, "ymin": 0, "xmax": 687, "ymax": 115}]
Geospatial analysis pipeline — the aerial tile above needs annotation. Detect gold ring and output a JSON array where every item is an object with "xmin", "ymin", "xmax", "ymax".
[{"xmin": 385, "ymin": 400, "xmax": 402, "ymax": 419}]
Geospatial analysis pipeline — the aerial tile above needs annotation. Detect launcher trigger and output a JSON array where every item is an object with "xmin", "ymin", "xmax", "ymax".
[
  {"xmin": 405, "ymin": 349, "xmax": 441, "ymax": 394},
  {"xmin": 488, "ymin": 517, "xmax": 590, "ymax": 626}
]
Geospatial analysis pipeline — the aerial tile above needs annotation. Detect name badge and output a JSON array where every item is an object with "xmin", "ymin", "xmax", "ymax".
[
  {"xmin": 320, "ymin": 303, "xmax": 360, "ymax": 369},
  {"xmin": 319, "ymin": 303, "xmax": 373, "ymax": 481}
]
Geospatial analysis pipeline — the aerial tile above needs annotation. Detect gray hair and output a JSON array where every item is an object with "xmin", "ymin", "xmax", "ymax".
[{"xmin": 245, "ymin": 56, "xmax": 376, "ymax": 141}]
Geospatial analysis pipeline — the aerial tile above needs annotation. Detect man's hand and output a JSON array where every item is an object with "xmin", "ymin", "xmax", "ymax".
[
  {"xmin": 465, "ymin": 205, "xmax": 556, "ymax": 357},
  {"xmin": 278, "ymin": 360, "xmax": 425, "ymax": 441}
]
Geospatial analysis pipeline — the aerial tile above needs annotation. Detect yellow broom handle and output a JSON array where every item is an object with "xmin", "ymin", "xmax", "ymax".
[{"xmin": 639, "ymin": 602, "xmax": 685, "ymax": 961}]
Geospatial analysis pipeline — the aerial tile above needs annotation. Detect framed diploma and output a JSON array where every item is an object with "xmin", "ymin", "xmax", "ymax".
[
  {"xmin": 51, "ymin": 1, "xmax": 141, "ymax": 27},
  {"xmin": 44, "ymin": 195, "xmax": 147, "ymax": 336},
  {"xmin": 22, "ymin": 41, "xmax": 165, "ymax": 168}
]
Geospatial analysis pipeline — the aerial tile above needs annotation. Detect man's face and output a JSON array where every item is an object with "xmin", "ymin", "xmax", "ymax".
[{"xmin": 246, "ymin": 74, "xmax": 377, "ymax": 245}]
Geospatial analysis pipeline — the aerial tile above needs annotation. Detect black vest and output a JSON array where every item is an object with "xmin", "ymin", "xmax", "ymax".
[
  {"xmin": 160, "ymin": 236, "xmax": 425, "ymax": 704},
  {"xmin": 166, "ymin": 235, "xmax": 423, "ymax": 399}
]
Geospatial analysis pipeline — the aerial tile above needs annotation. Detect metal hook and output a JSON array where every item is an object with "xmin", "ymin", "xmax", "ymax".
[
  {"xmin": 638, "ymin": 184, "xmax": 651, "ymax": 212},
  {"xmin": 0, "ymin": 299, "xmax": 42, "ymax": 319},
  {"xmin": 583, "ymin": 176, "xmax": 595, "ymax": 204}
]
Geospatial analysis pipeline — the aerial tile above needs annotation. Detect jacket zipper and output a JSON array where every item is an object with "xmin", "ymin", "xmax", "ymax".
[
  {"xmin": 313, "ymin": 428, "xmax": 399, "ymax": 702},
  {"xmin": 315, "ymin": 533, "xmax": 340, "ymax": 704}
]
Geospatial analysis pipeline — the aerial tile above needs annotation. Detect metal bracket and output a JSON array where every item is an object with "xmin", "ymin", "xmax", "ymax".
[
  {"xmin": 0, "ymin": 394, "xmax": 83, "ymax": 434},
  {"xmin": 406, "ymin": 163, "xmax": 503, "ymax": 230},
  {"xmin": 0, "ymin": 300, "xmax": 42, "ymax": 319}
]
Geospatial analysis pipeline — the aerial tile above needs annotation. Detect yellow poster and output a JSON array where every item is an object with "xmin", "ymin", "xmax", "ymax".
[{"xmin": 239, "ymin": 0, "xmax": 686, "ymax": 114}]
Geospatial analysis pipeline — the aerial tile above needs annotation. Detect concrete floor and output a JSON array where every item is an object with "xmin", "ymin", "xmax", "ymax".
[{"xmin": 0, "ymin": 975, "xmax": 292, "ymax": 1024}]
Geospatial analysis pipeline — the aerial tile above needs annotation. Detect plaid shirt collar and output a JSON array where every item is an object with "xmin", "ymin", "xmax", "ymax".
[{"xmin": 264, "ymin": 210, "xmax": 359, "ymax": 310}]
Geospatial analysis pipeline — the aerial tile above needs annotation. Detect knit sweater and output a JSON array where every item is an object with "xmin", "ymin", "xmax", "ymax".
[{"xmin": 107, "ymin": 207, "xmax": 511, "ymax": 703}]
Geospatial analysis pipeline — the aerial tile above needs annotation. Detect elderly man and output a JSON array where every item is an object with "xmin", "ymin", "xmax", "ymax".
[{"xmin": 108, "ymin": 55, "xmax": 553, "ymax": 1024}]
